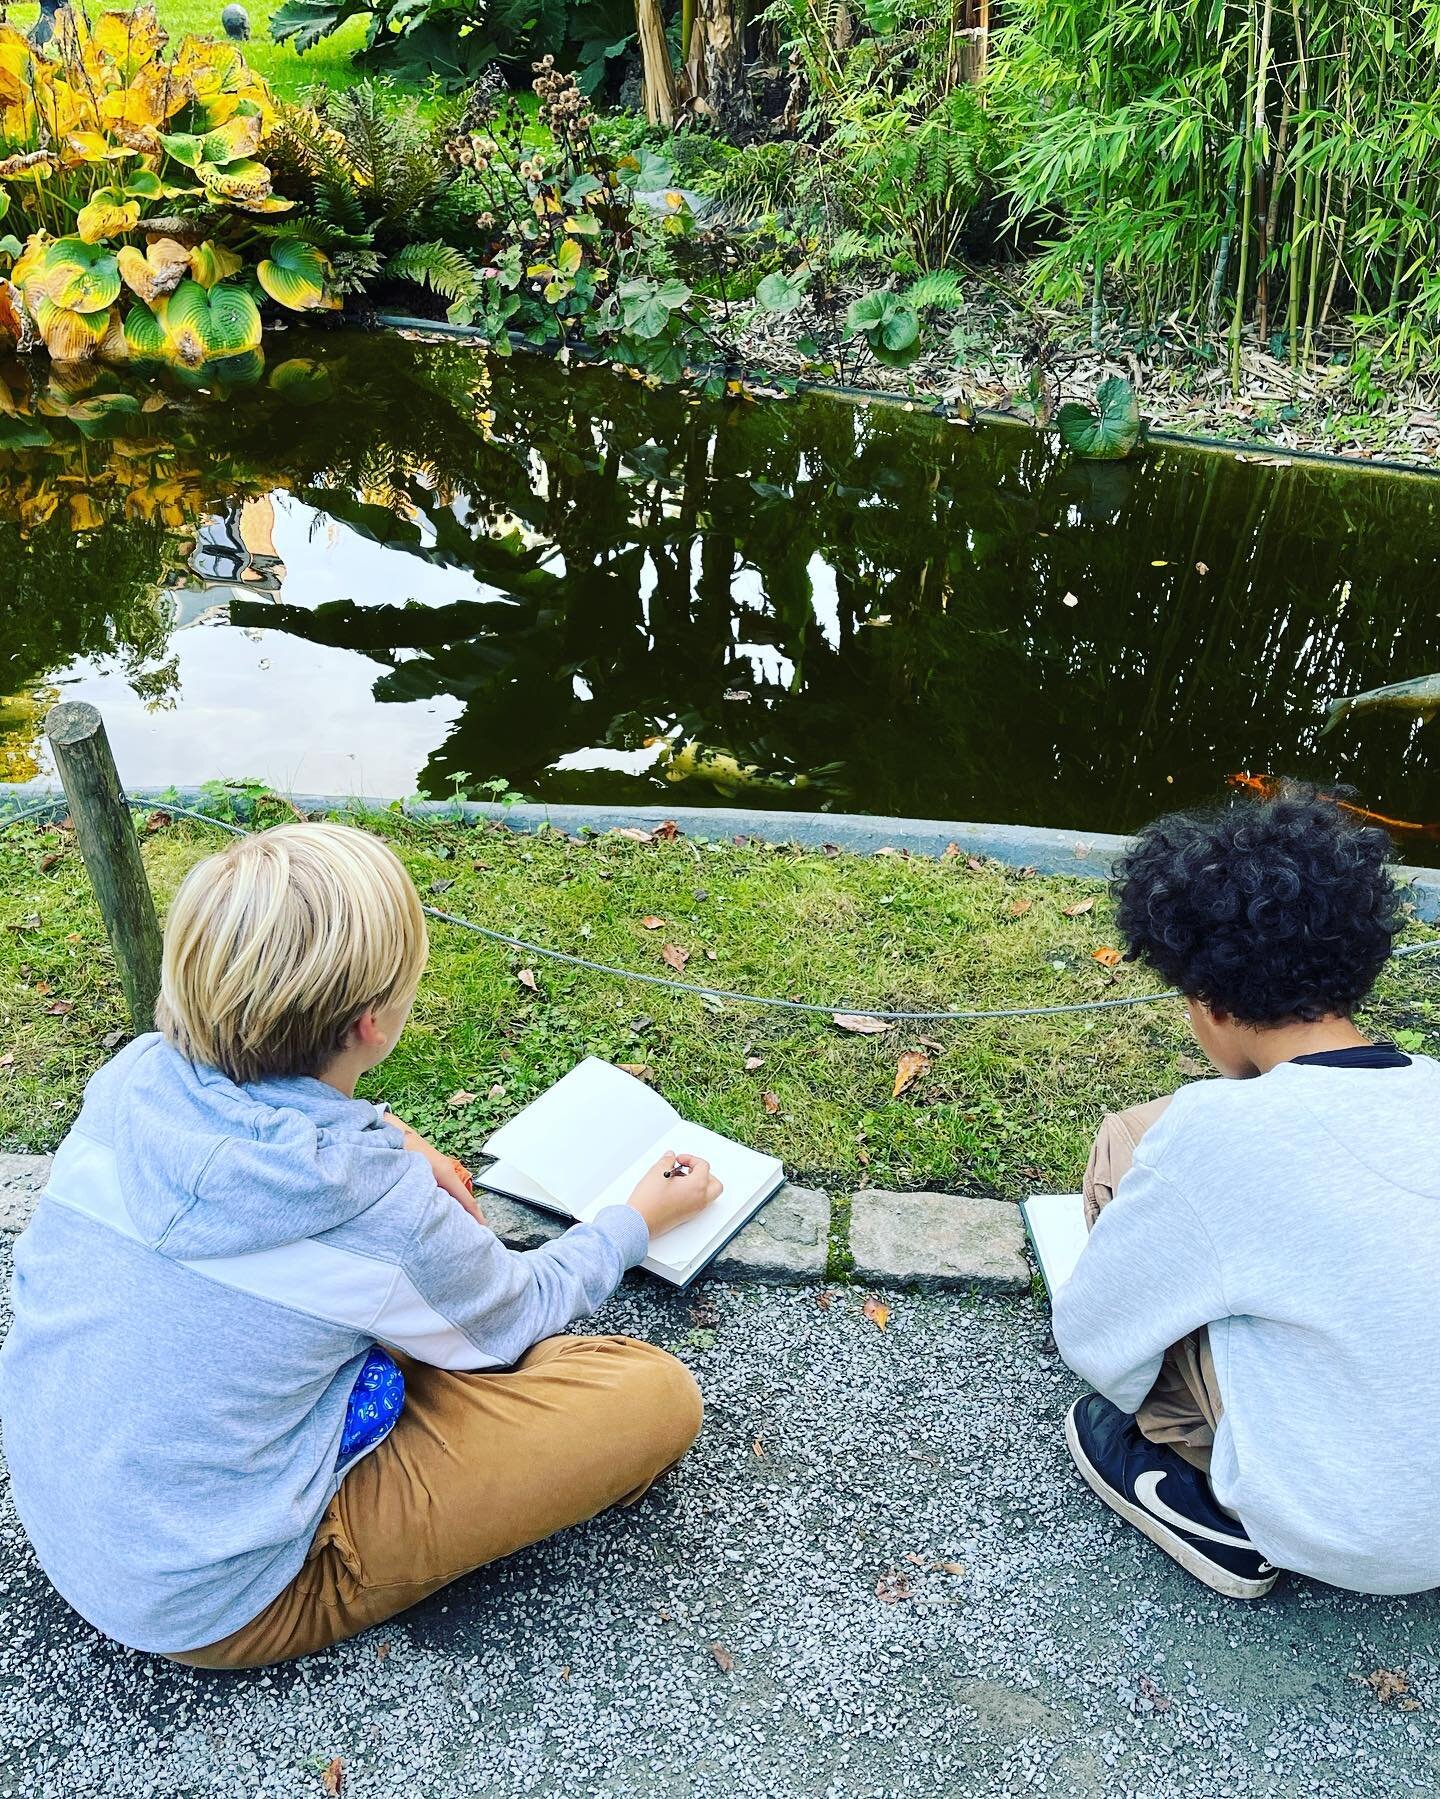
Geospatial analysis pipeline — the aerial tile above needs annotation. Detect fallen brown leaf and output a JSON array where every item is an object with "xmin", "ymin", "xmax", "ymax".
[
  {"xmin": 709, "ymin": 1643, "xmax": 734, "ymax": 1673},
  {"xmin": 966, "ymin": 857, "xmax": 985, "ymax": 873},
  {"xmin": 101, "ymin": 1030, "xmax": 124, "ymax": 1051},
  {"xmin": 32, "ymin": 981, "xmax": 52, "ymax": 995},
  {"xmin": 1177, "ymin": 1053, "xmax": 1208, "ymax": 1078},
  {"xmin": 942, "ymin": 842, "xmax": 961, "ymax": 858},
  {"xmin": 892, "ymin": 1049, "xmax": 930, "ymax": 1098},
  {"xmin": 46, "ymin": 1000, "xmax": 74, "ymax": 1016},
  {"xmin": 640, "ymin": 915, "xmax": 666, "ymax": 930},
  {"xmin": 617, "ymin": 1062, "xmax": 652, "ymax": 1081},
  {"xmin": 1092, "ymin": 946, "xmax": 1123, "ymax": 969},
  {"xmin": 144, "ymin": 811, "xmax": 170, "ymax": 833},
  {"xmin": 446, "ymin": 1089, "xmax": 477, "ymax": 1108},
  {"xmin": 652, "ymin": 819, "xmax": 682, "ymax": 841},
  {"xmin": 376, "ymin": 1641, "xmax": 390, "ymax": 1660},
  {"xmin": 752, "ymin": 1435, "xmax": 765, "ymax": 1457},
  {"xmin": 917, "ymin": 1035, "xmax": 944, "ymax": 1054},
  {"xmin": 1357, "ymin": 1667, "xmax": 1415, "ymax": 1706},
  {"xmin": 816, "ymin": 1290, "xmax": 835, "ymax": 1310},
  {"xmin": 1008, "ymin": 898, "xmax": 1033, "ymax": 917},
  {"xmin": 743, "ymin": 1055, "xmax": 765, "ymax": 1071},
  {"xmin": 662, "ymin": 943, "xmax": 690, "ymax": 972},
  {"xmin": 39, "ymin": 852, "xmax": 61, "ymax": 872},
  {"xmin": 937, "ymin": 1559, "xmax": 965, "ymax": 1576},
  {"xmin": 0, "ymin": 1052, "xmax": 13, "ymax": 1069},
  {"xmin": 874, "ymin": 1570, "xmax": 912, "ymax": 1604},
  {"xmin": 1062, "ymin": 898, "xmax": 1095, "ymax": 917},
  {"xmin": 517, "ymin": 968, "xmax": 540, "ymax": 991},
  {"xmin": 762, "ymin": 1091, "xmax": 781, "ymax": 1114},
  {"xmin": 321, "ymin": 1758, "xmax": 344, "ymax": 1796},
  {"xmin": 832, "ymin": 1013, "xmax": 892, "ymax": 1035},
  {"xmin": 1195, "ymin": 561, "xmax": 1210, "ymax": 576},
  {"xmin": 863, "ymin": 1294, "xmax": 890, "ymax": 1330},
  {"xmin": 615, "ymin": 827, "xmax": 654, "ymax": 844}
]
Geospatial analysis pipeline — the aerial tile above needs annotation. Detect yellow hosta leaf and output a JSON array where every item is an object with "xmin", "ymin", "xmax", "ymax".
[
  {"xmin": 75, "ymin": 195, "xmax": 139, "ymax": 244},
  {"xmin": 0, "ymin": 150, "xmax": 55, "ymax": 179},
  {"xmin": 188, "ymin": 240, "xmax": 242, "ymax": 288},
  {"xmin": 91, "ymin": 8, "xmax": 167, "ymax": 68},
  {"xmin": 33, "ymin": 296, "xmax": 109, "ymax": 361},
  {"xmin": 99, "ymin": 86, "xmax": 165, "ymax": 131},
  {"xmin": 68, "ymin": 491, "xmax": 104, "ymax": 531},
  {"xmin": 116, "ymin": 237, "xmax": 189, "ymax": 304},
  {"xmin": 63, "ymin": 131, "xmax": 136, "ymax": 165}
]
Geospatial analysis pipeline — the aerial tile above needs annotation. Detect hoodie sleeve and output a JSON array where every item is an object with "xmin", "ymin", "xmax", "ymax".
[
  {"xmin": 1051, "ymin": 1154, "xmax": 1230, "ymax": 1415},
  {"xmin": 371, "ymin": 1175, "xmax": 650, "ymax": 1371}
]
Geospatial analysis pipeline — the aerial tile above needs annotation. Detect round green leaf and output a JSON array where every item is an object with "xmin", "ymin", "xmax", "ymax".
[
  {"xmin": 256, "ymin": 236, "xmax": 333, "ymax": 312},
  {"xmin": 1057, "ymin": 376, "xmax": 1142, "ymax": 460},
  {"xmin": 42, "ymin": 238, "xmax": 121, "ymax": 313},
  {"xmin": 161, "ymin": 279, "xmax": 263, "ymax": 365},
  {"xmin": 267, "ymin": 356, "xmax": 334, "ymax": 406},
  {"xmin": 122, "ymin": 299, "xmax": 170, "ymax": 363}
]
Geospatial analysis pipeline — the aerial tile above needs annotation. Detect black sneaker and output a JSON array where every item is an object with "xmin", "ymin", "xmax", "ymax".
[{"xmin": 1065, "ymin": 1393, "xmax": 1280, "ymax": 1600}]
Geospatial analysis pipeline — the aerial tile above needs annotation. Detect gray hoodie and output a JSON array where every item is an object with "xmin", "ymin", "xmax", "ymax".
[{"xmin": 0, "ymin": 1035, "xmax": 648, "ymax": 1654}]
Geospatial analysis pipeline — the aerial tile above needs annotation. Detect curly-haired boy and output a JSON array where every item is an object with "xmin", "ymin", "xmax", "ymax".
[{"xmin": 1055, "ymin": 783, "xmax": 1440, "ymax": 1600}]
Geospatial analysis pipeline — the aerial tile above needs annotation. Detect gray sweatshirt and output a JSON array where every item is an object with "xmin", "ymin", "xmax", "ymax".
[
  {"xmin": 1054, "ymin": 1055, "xmax": 1440, "ymax": 1594},
  {"xmin": 0, "ymin": 1035, "xmax": 649, "ymax": 1654}
]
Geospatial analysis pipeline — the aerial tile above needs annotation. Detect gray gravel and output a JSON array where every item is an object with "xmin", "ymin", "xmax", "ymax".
[{"xmin": 0, "ymin": 1245, "xmax": 1436, "ymax": 1798}]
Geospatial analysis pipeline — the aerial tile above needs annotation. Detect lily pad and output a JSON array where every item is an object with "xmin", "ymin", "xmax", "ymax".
[{"xmin": 1056, "ymin": 376, "xmax": 1143, "ymax": 461}]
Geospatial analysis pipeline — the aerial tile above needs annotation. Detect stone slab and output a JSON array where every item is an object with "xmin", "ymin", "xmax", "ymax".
[
  {"xmin": 478, "ymin": 1189, "xmax": 567, "ymax": 1251},
  {"xmin": 849, "ymin": 1189, "xmax": 1029, "ymax": 1293},
  {"xmin": 0, "ymin": 1153, "xmax": 49, "ymax": 1234},
  {"xmin": 706, "ymin": 1183, "xmax": 829, "ymax": 1285}
]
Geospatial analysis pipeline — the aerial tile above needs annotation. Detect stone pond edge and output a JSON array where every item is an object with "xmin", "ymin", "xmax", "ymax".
[{"xmin": 0, "ymin": 1155, "xmax": 1029, "ymax": 1294}]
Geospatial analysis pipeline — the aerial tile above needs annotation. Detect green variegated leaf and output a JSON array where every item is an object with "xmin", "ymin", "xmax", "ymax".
[
  {"xmin": 122, "ymin": 299, "xmax": 170, "ymax": 363},
  {"xmin": 39, "ymin": 238, "xmax": 121, "ymax": 314},
  {"xmin": 160, "ymin": 279, "xmax": 263, "ymax": 365},
  {"xmin": 256, "ymin": 236, "xmax": 335, "ymax": 312}
]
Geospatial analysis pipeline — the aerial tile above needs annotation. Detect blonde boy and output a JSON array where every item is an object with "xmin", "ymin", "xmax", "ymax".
[{"xmin": 0, "ymin": 824, "xmax": 712, "ymax": 1667}]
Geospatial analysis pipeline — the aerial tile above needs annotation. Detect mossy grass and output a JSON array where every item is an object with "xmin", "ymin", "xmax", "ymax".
[{"xmin": 3, "ymin": 810, "xmax": 1440, "ymax": 1193}]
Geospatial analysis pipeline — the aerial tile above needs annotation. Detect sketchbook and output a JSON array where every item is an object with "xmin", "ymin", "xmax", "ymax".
[
  {"xmin": 478, "ymin": 1058, "xmax": 786, "ymax": 1287},
  {"xmin": 1020, "ymin": 1192, "xmax": 1089, "ymax": 1300}
]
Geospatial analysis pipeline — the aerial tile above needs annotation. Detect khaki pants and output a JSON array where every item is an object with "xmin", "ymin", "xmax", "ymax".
[
  {"xmin": 171, "ymin": 1334, "xmax": 702, "ymax": 1670},
  {"xmin": 1083, "ymin": 1096, "xmax": 1224, "ymax": 1473}
]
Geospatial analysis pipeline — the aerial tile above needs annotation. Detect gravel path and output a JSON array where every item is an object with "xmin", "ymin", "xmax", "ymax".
[{"xmin": 0, "ymin": 1248, "xmax": 1436, "ymax": 1798}]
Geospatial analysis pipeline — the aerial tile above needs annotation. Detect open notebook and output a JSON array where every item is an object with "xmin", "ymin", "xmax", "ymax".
[
  {"xmin": 1020, "ymin": 1193, "xmax": 1088, "ymax": 1299},
  {"xmin": 478, "ymin": 1058, "xmax": 786, "ymax": 1287}
]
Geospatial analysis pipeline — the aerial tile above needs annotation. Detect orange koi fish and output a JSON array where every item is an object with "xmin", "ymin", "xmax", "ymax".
[{"xmin": 1226, "ymin": 773, "xmax": 1440, "ymax": 841}]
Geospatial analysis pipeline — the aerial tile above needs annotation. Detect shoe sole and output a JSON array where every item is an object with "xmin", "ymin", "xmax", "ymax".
[{"xmin": 1064, "ymin": 1401, "xmax": 1279, "ymax": 1601}]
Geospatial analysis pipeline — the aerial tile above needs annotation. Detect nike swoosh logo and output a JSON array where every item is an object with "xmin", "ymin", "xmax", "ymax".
[{"xmin": 1133, "ymin": 1470, "xmax": 1262, "ymax": 1553}]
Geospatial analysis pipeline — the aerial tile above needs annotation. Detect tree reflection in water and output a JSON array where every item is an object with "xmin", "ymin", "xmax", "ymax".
[{"xmin": 2, "ymin": 330, "xmax": 1439, "ymax": 831}]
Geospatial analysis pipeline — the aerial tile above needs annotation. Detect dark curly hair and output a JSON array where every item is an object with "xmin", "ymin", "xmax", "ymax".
[{"xmin": 1113, "ymin": 782, "xmax": 1403, "ymax": 1024}]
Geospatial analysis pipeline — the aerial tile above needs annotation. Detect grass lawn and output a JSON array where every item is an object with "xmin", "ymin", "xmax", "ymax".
[
  {"xmin": 5, "ymin": 811, "xmax": 1440, "ymax": 1199},
  {"xmin": 9, "ymin": 0, "xmax": 377, "ymax": 102}
]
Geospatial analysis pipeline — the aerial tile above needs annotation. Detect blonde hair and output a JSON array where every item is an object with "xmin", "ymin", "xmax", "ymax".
[{"xmin": 157, "ymin": 822, "xmax": 428, "ymax": 1085}]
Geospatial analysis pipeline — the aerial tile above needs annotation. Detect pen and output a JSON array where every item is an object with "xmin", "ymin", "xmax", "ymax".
[{"xmin": 662, "ymin": 1159, "xmax": 693, "ymax": 1180}]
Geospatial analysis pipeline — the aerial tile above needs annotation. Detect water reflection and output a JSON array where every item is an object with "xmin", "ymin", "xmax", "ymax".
[{"xmin": 1, "ymin": 331, "xmax": 1439, "ymax": 834}]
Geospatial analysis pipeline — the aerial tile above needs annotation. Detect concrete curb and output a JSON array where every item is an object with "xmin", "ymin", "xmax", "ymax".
[
  {"xmin": 0, "ymin": 1155, "xmax": 1028, "ymax": 1293},
  {"xmin": 5, "ymin": 784, "xmax": 1440, "ymax": 920}
]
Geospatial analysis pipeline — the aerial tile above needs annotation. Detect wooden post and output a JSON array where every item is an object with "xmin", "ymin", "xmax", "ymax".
[{"xmin": 44, "ymin": 701, "xmax": 163, "ymax": 1036}]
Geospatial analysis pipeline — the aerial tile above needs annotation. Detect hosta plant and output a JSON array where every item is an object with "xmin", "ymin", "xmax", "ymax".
[{"xmin": 0, "ymin": 7, "xmax": 340, "ymax": 369}]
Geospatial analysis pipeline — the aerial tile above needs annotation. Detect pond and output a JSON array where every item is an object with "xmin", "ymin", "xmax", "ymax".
[{"xmin": 3, "ymin": 327, "xmax": 1440, "ymax": 844}]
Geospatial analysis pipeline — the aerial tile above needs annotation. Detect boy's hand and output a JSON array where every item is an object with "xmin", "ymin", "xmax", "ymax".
[
  {"xmin": 385, "ymin": 1111, "xmax": 489, "ymax": 1226},
  {"xmin": 627, "ymin": 1152, "xmax": 722, "ymax": 1239}
]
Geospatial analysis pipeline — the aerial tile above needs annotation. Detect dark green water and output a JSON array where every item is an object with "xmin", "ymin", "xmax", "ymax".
[{"xmin": 3, "ymin": 328, "xmax": 1440, "ymax": 840}]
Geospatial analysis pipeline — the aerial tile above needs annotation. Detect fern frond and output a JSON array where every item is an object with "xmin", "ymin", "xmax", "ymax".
[{"xmin": 382, "ymin": 240, "xmax": 483, "ymax": 304}]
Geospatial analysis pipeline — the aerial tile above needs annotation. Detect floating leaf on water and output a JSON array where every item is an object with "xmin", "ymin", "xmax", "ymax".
[{"xmin": 1061, "ymin": 591, "xmax": 1079, "ymax": 607}]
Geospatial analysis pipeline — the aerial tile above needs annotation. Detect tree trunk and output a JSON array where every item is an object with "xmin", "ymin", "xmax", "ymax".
[
  {"xmin": 636, "ymin": 0, "xmax": 677, "ymax": 127},
  {"xmin": 685, "ymin": 0, "xmax": 752, "ymax": 131}
]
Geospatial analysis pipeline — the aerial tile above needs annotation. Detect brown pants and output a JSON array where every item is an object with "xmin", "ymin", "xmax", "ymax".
[
  {"xmin": 171, "ymin": 1334, "xmax": 702, "ymax": 1670},
  {"xmin": 1084, "ymin": 1096, "xmax": 1223, "ymax": 1473}
]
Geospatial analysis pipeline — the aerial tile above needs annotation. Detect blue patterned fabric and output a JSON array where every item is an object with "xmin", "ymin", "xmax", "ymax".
[{"xmin": 337, "ymin": 1347, "xmax": 405, "ymax": 1467}]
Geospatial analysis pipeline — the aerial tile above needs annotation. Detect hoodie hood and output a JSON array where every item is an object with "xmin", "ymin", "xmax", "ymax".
[{"xmin": 80, "ymin": 1034, "xmax": 410, "ymax": 1258}]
